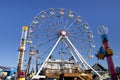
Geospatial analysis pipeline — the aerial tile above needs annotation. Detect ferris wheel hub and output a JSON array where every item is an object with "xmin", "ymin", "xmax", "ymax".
[{"xmin": 60, "ymin": 30, "xmax": 67, "ymax": 36}]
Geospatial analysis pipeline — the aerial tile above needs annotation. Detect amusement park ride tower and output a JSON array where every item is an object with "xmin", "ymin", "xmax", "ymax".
[
  {"xmin": 97, "ymin": 26, "xmax": 118, "ymax": 80},
  {"xmin": 17, "ymin": 26, "xmax": 28, "ymax": 80}
]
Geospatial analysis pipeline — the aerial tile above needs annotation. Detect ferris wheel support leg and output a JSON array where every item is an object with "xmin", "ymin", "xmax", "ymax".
[
  {"xmin": 65, "ymin": 36, "xmax": 88, "ymax": 69},
  {"xmin": 65, "ymin": 36, "xmax": 102, "ymax": 79},
  {"xmin": 32, "ymin": 36, "xmax": 62, "ymax": 79},
  {"xmin": 63, "ymin": 40, "xmax": 82, "ymax": 69},
  {"xmin": 76, "ymin": 51, "xmax": 102, "ymax": 79},
  {"xmin": 74, "ymin": 49, "xmax": 88, "ymax": 70}
]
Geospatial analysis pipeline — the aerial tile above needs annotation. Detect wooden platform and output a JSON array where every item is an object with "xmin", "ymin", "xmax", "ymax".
[
  {"xmin": 45, "ymin": 73, "xmax": 61, "ymax": 79},
  {"xmin": 63, "ymin": 73, "xmax": 79, "ymax": 77},
  {"xmin": 45, "ymin": 72, "xmax": 93, "ymax": 80}
]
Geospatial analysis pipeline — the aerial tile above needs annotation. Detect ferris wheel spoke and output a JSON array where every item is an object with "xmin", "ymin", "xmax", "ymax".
[
  {"xmin": 68, "ymin": 37, "xmax": 86, "ymax": 50},
  {"xmin": 63, "ymin": 19, "xmax": 69, "ymax": 29},
  {"xmin": 46, "ymin": 27, "xmax": 59, "ymax": 33},
  {"xmin": 59, "ymin": 15, "xmax": 64, "ymax": 29},
  {"xmin": 68, "ymin": 25, "xmax": 83, "ymax": 32},
  {"xmin": 57, "ymin": 18, "xmax": 63, "ymax": 30},
  {"xmin": 49, "ymin": 14, "xmax": 61, "ymax": 29},
  {"xmin": 68, "ymin": 31, "xmax": 83, "ymax": 37},
  {"xmin": 69, "ymin": 34, "xmax": 90, "ymax": 48},
  {"xmin": 39, "ymin": 14, "xmax": 57, "ymax": 29},
  {"xmin": 68, "ymin": 33, "xmax": 85, "ymax": 41},
  {"xmin": 38, "ymin": 37, "xmax": 57, "ymax": 46},
  {"xmin": 69, "ymin": 37, "xmax": 93, "ymax": 58},
  {"xmin": 66, "ymin": 19, "xmax": 76, "ymax": 30},
  {"xmin": 38, "ymin": 45, "xmax": 55, "ymax": 61},
  {"xmin": 36, "ymin": 30, "xmax": 57, "ymax": 39}
]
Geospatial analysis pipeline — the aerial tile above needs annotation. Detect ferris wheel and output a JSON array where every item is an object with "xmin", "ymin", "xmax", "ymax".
[{"xmin": 25, "ymin": 8, "xmax": 100, "ymax": 78}]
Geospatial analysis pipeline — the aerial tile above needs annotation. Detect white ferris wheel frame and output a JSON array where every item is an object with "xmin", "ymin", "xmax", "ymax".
[{"xmin": 32, "ymin": 35, "xmax": 101, "ymax": 79}]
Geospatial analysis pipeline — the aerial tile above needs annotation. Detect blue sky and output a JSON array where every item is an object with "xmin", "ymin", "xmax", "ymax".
[{"xmin": 0, "ymin": 0, "xmax": 120, "ymax": 69}]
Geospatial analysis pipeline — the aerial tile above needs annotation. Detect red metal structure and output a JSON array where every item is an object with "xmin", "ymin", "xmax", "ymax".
[{"xmin": 97, "ymin": 26, "xmax": 118, "ymax": 80}]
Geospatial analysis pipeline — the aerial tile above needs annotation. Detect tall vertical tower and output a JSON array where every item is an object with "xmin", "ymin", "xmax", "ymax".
[
  {"xmin": 17, "ymin": 26, "xmax": 28, "ymax": 80},
  {"xmin": 98, "ymin": 26, "xmax": 118, "ymax": 80}
]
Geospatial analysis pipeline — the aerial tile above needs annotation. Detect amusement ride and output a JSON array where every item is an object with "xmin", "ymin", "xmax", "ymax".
[
  {"xmin": 97, "ymin": 26, "xmax": 118, "ymax": 80},
  {"xmin": 16, "ymin": 8, "xmax": 118, "ymax": 80}
]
